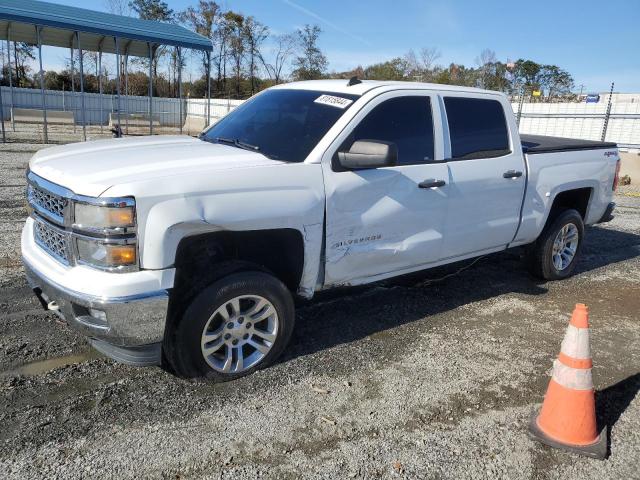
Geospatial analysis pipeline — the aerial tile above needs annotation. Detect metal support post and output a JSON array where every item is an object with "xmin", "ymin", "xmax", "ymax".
[
  {"xmin": 114, "ymin": 37, "xmax": 122, "ymax": 131},
  {"xmin": 0, "ymin": 78, "xmax": 5, "ymax": 143},
  {"xmin": 124, "ymin": 41, "xmax": 131, "ymax": 135},
  {"xmin": 76, "ymin": 31, "xmax": 86, "ymax": 141},
  {"xmin": 148, "ymin": 42, "xmax": 153, "ymax": 135},
  {"xmin": 98, "ymin": 38, "xmax": 104, "ymax": 134},
  {"xmin": 177, "ymin": 47, "xmax": 183, "ymax": 134},
  {"xmin": 206, "ymin": 50, "xmax": 211, "ymax": 127},
  {"xmin": 36, "ymin": 26, "xmax": 48, "ymax": 144},
  {"xmin": 70, "ymin": 35, "xmax": 76, "ymax": 133},
  {"xmin": 7, "ymin": 24, "xmax": 15, "ymax": 131}
]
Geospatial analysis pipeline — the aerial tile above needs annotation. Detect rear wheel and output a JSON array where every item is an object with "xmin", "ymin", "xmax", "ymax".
[
  {"xmin": 164, "ymin": 271, "xmax": 295, "ymax": 381},
  {"xmin": 526, "ymin": 209, "xmax": 584, "ymax": 280}
]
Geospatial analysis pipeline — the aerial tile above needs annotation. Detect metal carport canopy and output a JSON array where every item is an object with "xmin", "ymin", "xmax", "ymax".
[{"xmin": 0, "ymin": 0, "xmax": 213, "ymax": 56}]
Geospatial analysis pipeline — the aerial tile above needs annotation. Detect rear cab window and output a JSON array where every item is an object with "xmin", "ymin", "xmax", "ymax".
[{"xmin": 444, "ymin": 97, "xmax": 510, "ymax": 160}]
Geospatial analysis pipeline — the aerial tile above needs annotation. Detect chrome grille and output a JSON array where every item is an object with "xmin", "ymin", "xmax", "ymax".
[
  {"xmin": 34, "ymin": 219, "xmax": 69, "ymax": 264},
  {"xmin": 28, "ymin": 183, "xmax": 67, "ymax": 224}
]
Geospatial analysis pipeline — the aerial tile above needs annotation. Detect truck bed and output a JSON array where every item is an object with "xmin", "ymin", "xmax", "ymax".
[{"xmin": 521, "ymin": 134, "xmax": 617, "ymax": 154}]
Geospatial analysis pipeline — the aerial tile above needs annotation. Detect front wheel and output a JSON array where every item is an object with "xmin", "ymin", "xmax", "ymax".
[
  {"xmin": 164, "ymin": 271, "xmax": 295, "ymax": 381},
  {"xmin": 526, "ymin": 209, "xmax": 584, "ymax": 280}
]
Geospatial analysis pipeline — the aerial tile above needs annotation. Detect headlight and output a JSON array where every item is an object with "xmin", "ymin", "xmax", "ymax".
[
  {"xmin": 73, "ymin": 198, "xmax": 137, "ymax": 271},
  {"xmin": 76, "ymin": 238, "xmax": 137, "ymax": 269},
  {"xmin": 74, "ymin": 202, "xmax": 135, "ymax": 230}
]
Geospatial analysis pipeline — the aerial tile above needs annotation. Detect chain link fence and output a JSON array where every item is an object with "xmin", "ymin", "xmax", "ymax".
[{"xmin": 0, "ymin": 85, "xmax": 243, "ymax": 144}]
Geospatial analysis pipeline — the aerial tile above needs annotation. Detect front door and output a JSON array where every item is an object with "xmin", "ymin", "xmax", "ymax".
[{"xmin": 322, "ymin": 91, "xmax": 449, "ymax": 286}]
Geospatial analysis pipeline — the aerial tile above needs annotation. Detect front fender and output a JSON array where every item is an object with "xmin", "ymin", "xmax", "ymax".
[{"xmin": 103, "ymin": 163, "xmax": 326, "ymax": 298}]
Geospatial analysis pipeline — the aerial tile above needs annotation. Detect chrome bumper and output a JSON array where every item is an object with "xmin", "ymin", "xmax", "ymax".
[{"xmin": 23, "ymin": 258, "xmax": 169, "ymax": 351}]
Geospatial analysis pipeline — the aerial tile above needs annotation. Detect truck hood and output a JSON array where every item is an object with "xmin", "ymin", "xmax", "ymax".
[{"xmin": 29, "ymin": 135, "xmax": 284, "ymax": 197}]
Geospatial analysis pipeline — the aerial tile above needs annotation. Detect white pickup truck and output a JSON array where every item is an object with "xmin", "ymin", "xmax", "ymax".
[{"xmin": 22, "ymin": 80, "xmax": 620, "ymax": 380}]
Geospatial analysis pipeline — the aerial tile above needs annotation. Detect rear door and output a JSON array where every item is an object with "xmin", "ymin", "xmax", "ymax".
[
  {"xmin": 440, "ymin": 94, "xmax": 526, "ymax": 259},
  {"xmin": 322, "ymin": 90, "xmax": 449, "ymax": 286}
]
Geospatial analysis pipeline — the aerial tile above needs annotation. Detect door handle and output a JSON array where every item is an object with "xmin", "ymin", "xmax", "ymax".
[
  {"xmin": 419, "ymin": 179, "xmax": 446, "ymax": 188},
  {"xmin": 503, "ymin": 170, "xmax": 523, "ymax": 179}
]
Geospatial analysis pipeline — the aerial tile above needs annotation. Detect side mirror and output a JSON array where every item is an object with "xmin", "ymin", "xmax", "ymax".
[{"xmin": 337, "ymin": 140, "xmax": 398, "ymax": 169}]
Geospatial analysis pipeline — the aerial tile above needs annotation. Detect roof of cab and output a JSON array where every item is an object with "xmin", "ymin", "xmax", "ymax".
[{"xmin": 271, "ymin": 79, "xmax": 501, "ymax": 97}]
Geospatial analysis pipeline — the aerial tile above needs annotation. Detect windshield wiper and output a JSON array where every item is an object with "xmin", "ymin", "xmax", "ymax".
[
  {"xmin": 215, "ymin": 137, "xmax": 259, "ymax": 151},
  {"xmin": 212, "ymin": 137, "xmax": 276, "ymax": 159}
]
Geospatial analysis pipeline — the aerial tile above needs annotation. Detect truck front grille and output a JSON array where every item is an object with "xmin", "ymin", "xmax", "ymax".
[
  {"xmin": 28, "ymin": 183, "xmax": 67, "ymax": 224},
  {"xmin": 33, "ymin": 219, "xmax": 70, "ymax": 264}
]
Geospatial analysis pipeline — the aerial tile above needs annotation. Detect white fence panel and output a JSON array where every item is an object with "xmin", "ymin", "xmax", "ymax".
[
  {"xmin": 512, "ymin": 102, "xmax": 640, "ymax": 147},
  {"xmin": 0, "ymin": 86, "xmax": 244, "ymax": 128},
  {"xmin": 186, "ymin": 98, "xmax": 244, "ymax": 120}
]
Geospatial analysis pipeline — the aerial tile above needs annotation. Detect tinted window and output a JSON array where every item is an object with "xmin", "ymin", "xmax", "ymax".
[
  {"xmin": 202, "ymin": 89, "xmax": 358, "ymax": 162},
  {"xmin": 444, "ymin": 97, "xmax": 510, "ymax": 160},
  {"xmin": 340, "ymin": 96, "xmax": 434, "ymax": 165}
]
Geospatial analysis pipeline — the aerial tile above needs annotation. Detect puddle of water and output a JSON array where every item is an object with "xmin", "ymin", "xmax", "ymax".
[{"xmin": 2, "ymin": 349, "xmax": 103, "ymax": 377}]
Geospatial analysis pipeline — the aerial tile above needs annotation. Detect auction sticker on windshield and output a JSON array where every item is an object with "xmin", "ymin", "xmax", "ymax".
[{"xmin": 314, "ymin": 94, "xmax": 354, "ymax": 109}]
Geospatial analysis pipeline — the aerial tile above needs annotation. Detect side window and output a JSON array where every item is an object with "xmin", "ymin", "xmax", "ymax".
[
  {"xmin": 444, "ymin": 97, "xmax": 510, "ymax": 160},
  {"xmin": 340, "ymin": 96, "xmax": 434, "ymax": 165}
]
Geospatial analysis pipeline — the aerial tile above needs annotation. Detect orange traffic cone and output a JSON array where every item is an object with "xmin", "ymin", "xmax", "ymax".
[{"xmin": 529, "ymin": 304, "xmax": 607, "ymax": 459}]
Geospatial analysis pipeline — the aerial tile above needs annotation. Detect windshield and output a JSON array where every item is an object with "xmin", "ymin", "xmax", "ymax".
[{"xmin": 201, "ymin": 89, "xmax": 359, "ymax": 162}]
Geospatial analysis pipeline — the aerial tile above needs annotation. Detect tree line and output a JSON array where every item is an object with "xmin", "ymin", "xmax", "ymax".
[
  {"xmin": 339, "ymin": 49, "xmax": 576, "ymax": 101},
  {"xmin": 0, "ymin": 0, "xmax": 576, "ymax": 102}
]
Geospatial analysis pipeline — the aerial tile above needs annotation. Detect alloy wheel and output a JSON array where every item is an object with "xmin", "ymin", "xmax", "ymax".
[{"xmin": 200, "ymin": 295, "xmax": 278, "ymax": 373}]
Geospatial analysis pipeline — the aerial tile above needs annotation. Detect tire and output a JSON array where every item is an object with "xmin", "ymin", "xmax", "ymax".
[
  {"xmin": 164, "ymin": 271, "xmax": 295, "ymax": 381},
  {"xmin": 526, "ymin": 209, "xmax": 584, "ymax": 280}
]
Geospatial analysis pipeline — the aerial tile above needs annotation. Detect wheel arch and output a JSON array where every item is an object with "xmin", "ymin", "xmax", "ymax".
[
  {"xmin": 172, "ymin": 228, "xmax": 306, "ymax": 297},
  {"xmin": 548, "ymin": 187, "xmax": 593, "ymax": 221}
]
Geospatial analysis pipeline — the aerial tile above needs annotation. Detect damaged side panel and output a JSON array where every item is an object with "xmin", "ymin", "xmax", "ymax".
[
  {"xmin": 104, "ymin": 163, "xmax": 326, "ymax": 296},
  {"xmin": 299, "ymin": 222, "xmax": 323, "ymax": 298},
  {"xmin": 322, "ymin": 163, "xmax": 450, "ymax": 286}
]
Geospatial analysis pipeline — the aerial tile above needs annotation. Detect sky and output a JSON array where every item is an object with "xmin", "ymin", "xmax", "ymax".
[{"xmin": 32, "ymin": 0, "xmax": 640, "ymax": 92}]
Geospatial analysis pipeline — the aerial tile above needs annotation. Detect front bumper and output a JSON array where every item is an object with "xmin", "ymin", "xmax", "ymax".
[
  {"xmin": 22, "ymin": 216, "xmax": 174, "ymax": 353},
  {"xmin": 24, "ymin": 258, "xmax": 169, "ymax": 364}
]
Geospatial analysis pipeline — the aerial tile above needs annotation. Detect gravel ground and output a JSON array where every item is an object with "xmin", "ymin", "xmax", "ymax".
[{"xmin": 0, "ymin": 143, "xmax": 639, "ymax": 479}]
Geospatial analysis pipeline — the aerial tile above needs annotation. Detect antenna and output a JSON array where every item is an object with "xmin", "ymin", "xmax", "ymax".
[{"xmin": 347, "ymin": 76, "xmax": 362, "ymax": 86}]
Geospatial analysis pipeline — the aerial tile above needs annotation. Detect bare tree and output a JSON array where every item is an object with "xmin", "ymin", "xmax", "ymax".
[
  {"xmin": 129, "ymin": 0, "xmax": 174, "ymax": 80},
  {"xmin": 13, "ymin": 43, "xmax": 35, "ymax": 86},
  {"xmin": 476, "ymin": 48, "xmax": 497, "ymax": 67},
  {"xmin": 243, "ymin": 16, "xmax": 269, "ymax": 94},
  {"xmin": 292, "ymin": 25, "xmax": 327, "ymax": 81},
  {"xmin": 259, "ymin": 33, "xmax": 297, "ymax": 84},
  {"xmin": 402, "ymin": 47, "xmax": 441, "ymax": 81},
  {"xmin": 403, "ymin": 49, "xmax": 420, "ymax": 79},
  {"xmin": 104, "ymin": 0, "xmax": 130, "ymax": 15},
  {"xmin": 168, "ymin": 48, "xmax": 187, "ymax": 96},
  {"xmin": 224, "ymin": 11, "xmax": 246, "ymax": 97},
  {"xmin": 419, "ymin": 47, "xmax": 441, "ymax": 71},
  {"xmin": 475, "ymin": 48, "xmax": 497, "ymax": 88},
  {"xmin": 180, "ymin": 1, "xmax": 222, "ymax": 93}
]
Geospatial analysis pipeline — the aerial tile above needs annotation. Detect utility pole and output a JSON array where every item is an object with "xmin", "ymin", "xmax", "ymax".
[
  {"xmin": 516, "ymin": 84, "xmax": 526, "ymax": 127},
  {"xmin": 601, "ymin": 82, "xmax": 614, "ymax": 142}
]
